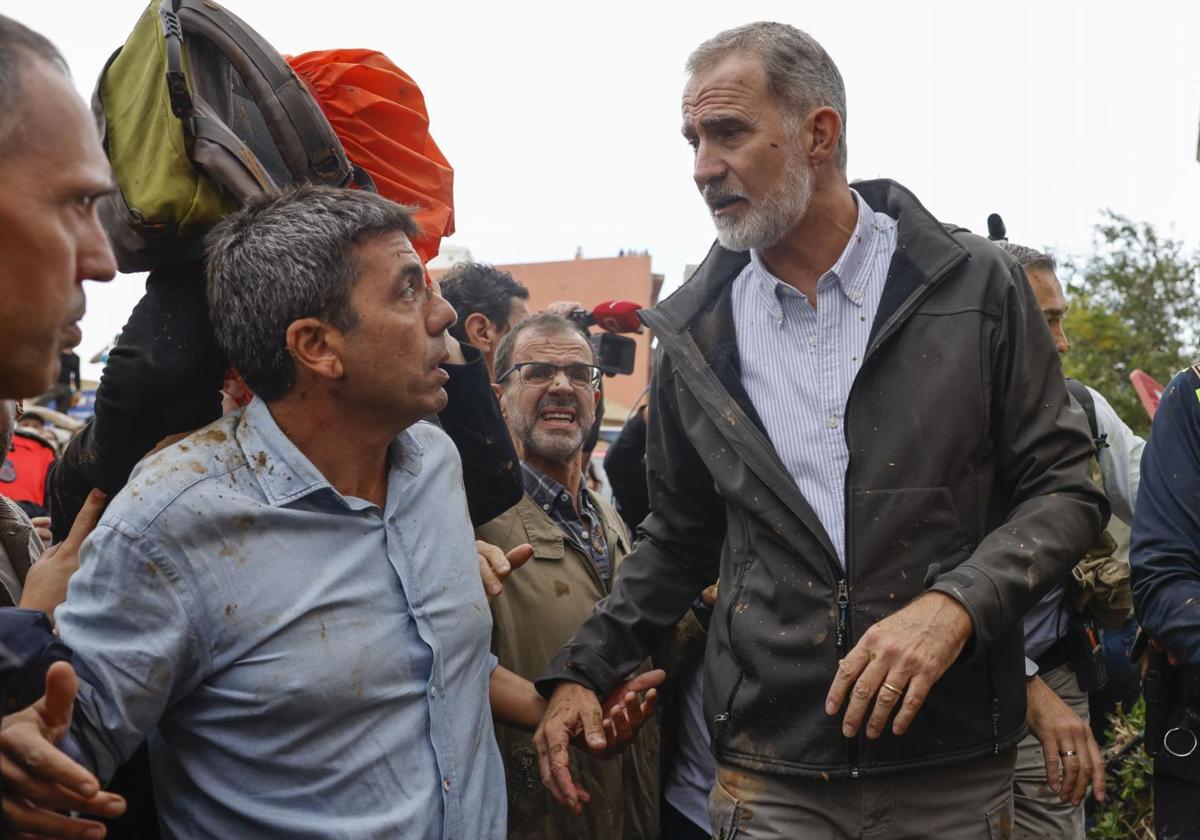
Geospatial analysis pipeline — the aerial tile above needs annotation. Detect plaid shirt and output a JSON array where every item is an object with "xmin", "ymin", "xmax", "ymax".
[{"xmin": 520, "ymin": 462, "xmax": 611, "ymax": 585}]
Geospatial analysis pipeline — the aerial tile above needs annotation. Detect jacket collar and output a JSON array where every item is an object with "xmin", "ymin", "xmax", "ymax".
[
  {"xmin": 513, "ymin": 490, "xmax": 629, "ymax": 563},
  {"xmin": 652, "ymin": 178, "xmax": 968, "ymax": 343}
]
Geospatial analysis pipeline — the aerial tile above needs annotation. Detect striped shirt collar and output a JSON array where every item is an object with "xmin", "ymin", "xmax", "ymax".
[{"xmin": 748, "ymin": 189, "xmax": 888, "ymax": 312}]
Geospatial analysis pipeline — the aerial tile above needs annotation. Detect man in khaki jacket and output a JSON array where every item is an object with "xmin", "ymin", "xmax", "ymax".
[{"xmin": 480, "ymin": 313, "xmax": 659, "ymax": 839}]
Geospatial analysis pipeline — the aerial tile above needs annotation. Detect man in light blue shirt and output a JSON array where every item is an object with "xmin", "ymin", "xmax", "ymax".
[{"xmin": 0, "ymin": 186, "xmax": 659, "ymax": 839}]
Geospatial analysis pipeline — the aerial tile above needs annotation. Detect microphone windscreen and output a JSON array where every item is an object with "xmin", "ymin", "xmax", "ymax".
[
  {"xmin": 591, "ymin": 300, "xmax": 643, "ymax": 333},
  {"xmin": 987, "ymin": 213, "xmax": 1007, "ymax": 241}
]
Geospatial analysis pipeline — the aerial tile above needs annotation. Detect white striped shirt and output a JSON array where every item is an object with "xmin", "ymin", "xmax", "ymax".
[{"xmin": 732, "ymin": 190, "xmax": 898, "ymax": 567}]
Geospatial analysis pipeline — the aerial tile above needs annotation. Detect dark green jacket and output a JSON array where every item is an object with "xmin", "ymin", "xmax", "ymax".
[{"xmin": 538, "ymin": 179, "xmax": 1107, "ymax": 778}]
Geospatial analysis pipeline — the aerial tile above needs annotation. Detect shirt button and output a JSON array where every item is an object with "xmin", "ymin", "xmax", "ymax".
[
  {"xmin": 430, "ymin": 685, "xmax": 438, "ymax": 697},
  {"xmin": 808, "ymin": 335, "xmax": 817, "ymax": 346},
  {"xmin": 443, "ymin": 777, "xmax": 452, "ymax": 791},
  {"xmin": 543, "ymin": 504, "xmax": 551, "ymax": 511},
  {"xmin": 582, "ymin": 531, "xmax": 590, "ymax": 539},
  {"xmin": 827, "ymin": 416, "xmax": 840, "ymax": 429}
]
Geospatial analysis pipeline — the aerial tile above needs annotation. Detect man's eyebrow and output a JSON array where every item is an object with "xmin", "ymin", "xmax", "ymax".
[{"xmin": 698, "ymin": 114, "xmax": 747, "ymax": 131}]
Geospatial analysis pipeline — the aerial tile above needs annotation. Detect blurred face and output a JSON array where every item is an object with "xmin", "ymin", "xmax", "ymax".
[
  {"xmin": 337, "ymin": 230, "xmax": 456, "ymax": 428},
  {"xmin": 683, "ymin": 52, "xmax": 813, "ymax": 252},
  {"xmin": 1026, "ymin": 266, "xmax": 1070, "ymax": 356},
  {"xmin": 0, "ymin": 59, "xmax": 116, "ymax": 397},
  {"xmin": 501, "ymin": 329, "xmax": 600, "ymax": 465}
]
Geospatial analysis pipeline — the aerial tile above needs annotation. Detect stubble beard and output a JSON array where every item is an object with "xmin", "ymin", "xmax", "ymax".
[
  {"xmin": 709, "ymin": 150, "xmax": 814, "ymax": 253},
  {"xmin": 510, "ymin": 395, "xmax": 595, "ymax": 465}
]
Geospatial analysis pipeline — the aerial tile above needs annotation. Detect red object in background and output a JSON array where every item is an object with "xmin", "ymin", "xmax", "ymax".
[
  {"xmin": 588, "ymin": 300, "xmax": 644, "ymax": 334},
  {"xmin": 287, "ymin": 49, "xmax": 454, "ymax": 266},
  {"xmin": 1130, "ymin": 369, "xmax": 1166, "ymax": 420},
  {"xmin": 0, "ymin": 431, "xmax": 56, "ymax": 509}
]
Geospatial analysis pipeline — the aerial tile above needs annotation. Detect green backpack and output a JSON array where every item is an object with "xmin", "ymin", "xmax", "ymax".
[{"xmin": 93, "ymin": 0, "xmax": 368, "ymax": 272}]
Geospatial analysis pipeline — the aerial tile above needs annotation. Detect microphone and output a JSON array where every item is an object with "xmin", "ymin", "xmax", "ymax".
[
  {"xmin": 987, "ymin": 213, "xmax": 1007, "ymax": 242},
  {"xmin": 567, "ymin": 300, "xmax": 643, "ymax": 334}
]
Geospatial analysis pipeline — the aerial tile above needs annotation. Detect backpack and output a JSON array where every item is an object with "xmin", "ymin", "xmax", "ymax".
[
  {"xmin": 93, "ymin": 0, "xmax": 371, "ymax": 273},
  {"xmin": 1064, "ymin": 378, "xmax": 1133, "ymax": 629}
]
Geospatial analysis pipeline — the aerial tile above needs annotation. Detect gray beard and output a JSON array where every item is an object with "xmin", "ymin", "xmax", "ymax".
[
  {"xmin": 508, "ymin": 400, "xmax": 594, "ymax": 465},
  {"xmin": 712, "ymin": 154, "xmax": 813, "ymax": 252}
]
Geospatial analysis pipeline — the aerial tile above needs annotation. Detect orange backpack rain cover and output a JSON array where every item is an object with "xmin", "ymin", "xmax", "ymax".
[{"xmin": 287, "ymin": 49, "xmax": 454, "ymax": 265}]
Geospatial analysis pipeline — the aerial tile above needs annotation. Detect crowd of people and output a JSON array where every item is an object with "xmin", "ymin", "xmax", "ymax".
[{"xmin": 0, "ymin": 11, "xmax": 1197, "ymax": 840}]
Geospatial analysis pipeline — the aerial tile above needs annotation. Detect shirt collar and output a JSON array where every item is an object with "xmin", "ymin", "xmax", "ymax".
[
  {"xmin": 748, "ymin": 188, "xmax": 881, "ymax": 310},
  {"xmin": 235, "ymin": 397, "xmax": 422, "ymax": 510},
  {"xmin": 520, "ymin": 461, "xmax": 586, "ymax": 517}
]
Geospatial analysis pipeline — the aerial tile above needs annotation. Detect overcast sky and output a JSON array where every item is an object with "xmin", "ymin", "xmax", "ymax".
[{"xmin": 5, "ymin": 0, "xmax": 1199, "ymax": 379}]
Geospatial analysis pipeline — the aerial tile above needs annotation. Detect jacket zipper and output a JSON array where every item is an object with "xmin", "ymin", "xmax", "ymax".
[
  {"xmin": 835, "ymin": 257, "xmax": 966, "ymax": 779},
  {"xmin": 714, "ymin": 538, "xmax": 753, "ymax": 750}
]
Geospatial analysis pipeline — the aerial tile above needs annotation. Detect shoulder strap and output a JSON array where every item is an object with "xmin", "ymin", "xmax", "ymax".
[{"xmin": 1065, "ymin": 377, "xmax": 1104, "ymax": 452}]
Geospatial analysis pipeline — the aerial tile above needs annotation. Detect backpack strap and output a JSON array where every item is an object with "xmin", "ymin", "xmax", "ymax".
[
  {"xmin": 1065, "ymin": 378, "xmax": 1107, "ymax": 455},
  {"xmin": 175, "ymin": 0, "xmax": 352, "ymax": 188}
]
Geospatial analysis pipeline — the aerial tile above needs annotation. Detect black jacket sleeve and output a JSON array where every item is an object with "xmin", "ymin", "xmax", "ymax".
[
  {"xmin": 927, "ymin": 258, "xmax": 1107, "ymax": 651},
  {"xmin": 536, "ymin": 349, "xmax": 724, "ymax": 698},
  {"xmin": 1131, "ymin": 367, "xmax": 1200, "ymax": 666},
  {"xmin": 49, "ymin": 264, "xmax": 226, "ymax": 543},
  {"xmin": 437, "ymin": 344, "xmax": 522, "ymax": 526}
]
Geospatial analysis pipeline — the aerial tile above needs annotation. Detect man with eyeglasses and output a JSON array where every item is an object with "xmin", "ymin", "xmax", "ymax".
[{"xmin": 478, "ymin": 312, "xmax": 664, "ymax": 840}]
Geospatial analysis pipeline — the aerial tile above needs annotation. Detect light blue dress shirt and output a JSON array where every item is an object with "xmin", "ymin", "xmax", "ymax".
[
  {"xmin": 731, "ymin": 189, "xmax": 898, "ymax": 566},
  {"xmin": 55, "ymin": 398, "xmax": 506, "ymax": 839}
]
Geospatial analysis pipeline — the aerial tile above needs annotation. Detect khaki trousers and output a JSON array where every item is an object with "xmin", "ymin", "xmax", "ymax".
[
  {"xmin": 1012, "ymin": 664, "xmax": 1088, "ymax": 839},
  {"xmin": 708, "ymin": 748, "xmax": 1016, "ymax": 839}
]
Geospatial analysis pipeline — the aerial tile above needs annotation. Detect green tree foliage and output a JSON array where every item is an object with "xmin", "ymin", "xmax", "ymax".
[{"xmin": 1061, "ymin": 212, "xmax": 1199, "ymax": 437}]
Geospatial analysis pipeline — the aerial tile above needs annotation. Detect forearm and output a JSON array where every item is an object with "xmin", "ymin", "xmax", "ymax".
[
  {"xmin": 935, "ymin": 276, "xmax": 1105, "ymax": 649},
  {"xmin": 489, "ymin": 666, "xmax": 547, "ymax": 731},
  {"xmin": 49, "ymin": 267, "xmax": 225, "ymax": 542},
  {"xmin": 537, "ymin": 525, "xmax": 717, "ymax": 698}
]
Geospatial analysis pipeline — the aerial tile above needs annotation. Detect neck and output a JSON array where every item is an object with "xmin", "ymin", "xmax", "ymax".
[
  {"xmin": 266, "ymin": 388, "xmax": 401, "ymax": 508},
  {"xmin": 758, "ymin": 172, "xmax": 858, "ymax": 300},
  {"xmin": 525, "ymin": 451, "xmax": 584, "ymax": 510}
]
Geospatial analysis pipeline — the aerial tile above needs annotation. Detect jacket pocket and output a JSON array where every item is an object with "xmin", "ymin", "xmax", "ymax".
[{"xmin": 851, "ymin": 486, "xmax": 970, "ymax": 607}]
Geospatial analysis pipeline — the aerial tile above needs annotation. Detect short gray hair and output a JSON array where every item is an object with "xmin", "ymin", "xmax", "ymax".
[
  {"xmin": 687, "ymin": 22, "xmax": 848, "ymax": 169},
  {"xmin": 0, "ymin": 16, "xmax": 69, "ymax": 152},
  {"xmin": 494, "ymin": 313, "xmax": 595, "ymax": 382},
  {"xmin": 206, "ymin": 186, "xmax": 419, "ymax": 401},
  {"xmin": 997, "ymin": 241, "xmax": 1057, "ymax": 274}
]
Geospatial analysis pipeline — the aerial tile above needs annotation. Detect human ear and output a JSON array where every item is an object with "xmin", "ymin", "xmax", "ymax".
[
  {"xmin": 464, "ymin": 312, "xmax": 494, "ymax": 353},
  {"xmin": 285, "ymin": 318, "xmax": 344, "ymax": 382},
  {"xmin": 806, "ymin": 106, "xmax": 843, "ymax": 168}
]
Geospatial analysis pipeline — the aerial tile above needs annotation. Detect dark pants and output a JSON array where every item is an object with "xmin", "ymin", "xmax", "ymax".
[
  {"xmin": 662, "ymin": 797, "xmax": 711, "ymax": 840},
  {"xmin": 1156, "ymin": 748, "xmax": 1200, "ymax": 839}
]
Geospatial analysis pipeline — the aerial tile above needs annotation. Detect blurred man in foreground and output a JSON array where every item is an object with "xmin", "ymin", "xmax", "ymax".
[{"xmin": 0, "ymin": 16, "xmax": 115, "ymax": 400}]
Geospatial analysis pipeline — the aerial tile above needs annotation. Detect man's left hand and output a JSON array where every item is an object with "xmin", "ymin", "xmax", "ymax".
[{"xmin": 825, "ymin": 591, "xmax": 972, "ymax": 738}]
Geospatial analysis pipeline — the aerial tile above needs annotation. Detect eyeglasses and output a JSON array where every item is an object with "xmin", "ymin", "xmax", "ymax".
[{"xmin": 497, "ymin": 362, "xmax": 602, "ymax": 389}]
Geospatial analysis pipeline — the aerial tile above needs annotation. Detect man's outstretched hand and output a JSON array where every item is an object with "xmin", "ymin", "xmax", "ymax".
[
  {"xmin": 533, "ymin": 669, "xmax": 666, "ymax": 814},
  {"xmin": 477, "ymin": 541, "xmax": 532, "ymax": 600},
  {"xmin": 1, "ymin": 661, "xmax": 126, "ymax": 837},
  {"xmin": 825, "ymin": 591, "xmax": 973, "ymax": 739}
]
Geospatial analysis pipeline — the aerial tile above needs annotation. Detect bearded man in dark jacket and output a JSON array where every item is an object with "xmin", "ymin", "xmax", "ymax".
[{"xmin": 533, "ymin": 22, "xmax": 1106, "ymax": 839}]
